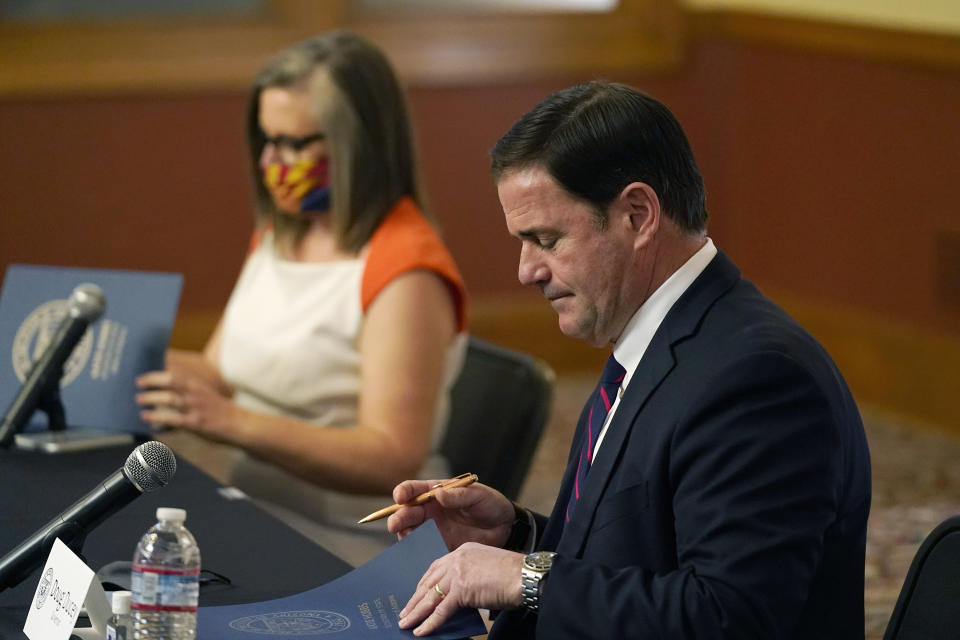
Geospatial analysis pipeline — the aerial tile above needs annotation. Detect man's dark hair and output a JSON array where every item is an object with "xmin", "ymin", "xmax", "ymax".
[{"xmin": 490, "ymin": 81, "xmax": 707, "ymax": 232}]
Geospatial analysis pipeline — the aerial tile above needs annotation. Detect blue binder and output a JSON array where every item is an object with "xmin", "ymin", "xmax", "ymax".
[
  {"xmin": 0, "ymin": 264, "xmax": 182, "ymax": 436},
  {"xmin": 197, "ymin": 521, "xmax": 487, "ymax": 639}
]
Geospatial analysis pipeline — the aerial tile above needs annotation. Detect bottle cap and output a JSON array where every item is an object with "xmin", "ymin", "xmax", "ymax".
[
  {"xmin": 112, "ymin": 591, "xmax": 131, "ymax": 614},
  {"xmin": 156, "ymin": 507, "xmax": 187, "ymax": 523}
]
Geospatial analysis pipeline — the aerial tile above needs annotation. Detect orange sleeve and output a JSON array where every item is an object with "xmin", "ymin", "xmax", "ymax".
[
  {"xmin": 361, "ymin": 197, "xmax": 468, "ymax": 332},
  {"xmin": 248, "ymin": 226, "xmax": 268, "ymax": 255}
]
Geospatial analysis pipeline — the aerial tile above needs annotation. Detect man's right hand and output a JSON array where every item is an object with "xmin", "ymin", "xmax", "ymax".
[{"xmin": 387, "ymin": 479, "xmax": 516, "ymax": 551}]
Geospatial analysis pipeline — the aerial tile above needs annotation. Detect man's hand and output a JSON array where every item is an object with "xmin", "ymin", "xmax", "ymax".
[
  {"xmin": 398, "ymin": 543, "xmax": 524, "ymax": 636},
  {"xmin": 387, "ymin": 479, "xmax": 515, "ymax": 551}
]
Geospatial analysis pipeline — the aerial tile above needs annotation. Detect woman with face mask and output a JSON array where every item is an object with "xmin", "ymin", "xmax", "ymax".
[{"xmin": 135, "ymin": 31, "xmax": 467, "ymax": 566}]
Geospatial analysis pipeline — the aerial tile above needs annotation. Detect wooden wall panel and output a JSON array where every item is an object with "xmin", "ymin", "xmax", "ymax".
[{"xmin": 0, "ymin": 0, "xmax": 683, "ymax": 95}]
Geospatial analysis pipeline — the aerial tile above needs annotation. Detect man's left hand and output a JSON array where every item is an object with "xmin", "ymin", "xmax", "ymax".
[{"xmin": 398, "ymin": 543, "xmax": 525, "ymax": 636}]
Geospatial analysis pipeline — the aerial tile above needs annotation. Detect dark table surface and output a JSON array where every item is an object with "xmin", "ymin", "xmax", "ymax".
[{"xmin": 0, "ymin": 442, "xmax": 352, "ymax": 637}]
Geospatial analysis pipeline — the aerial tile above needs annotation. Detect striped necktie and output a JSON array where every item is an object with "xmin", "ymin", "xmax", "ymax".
[{"xmin": 565, "ymin": 354, "xmax": 626, "ymax": 523}]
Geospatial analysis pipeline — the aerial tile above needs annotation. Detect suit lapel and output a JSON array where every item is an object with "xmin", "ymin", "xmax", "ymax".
[{"xmin": 555, "ymin": 251, "xmax": 741, "ymax": 557}]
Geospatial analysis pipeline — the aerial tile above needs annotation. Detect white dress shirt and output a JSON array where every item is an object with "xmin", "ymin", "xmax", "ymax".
[{"xmin": 592, "ymin": 238, "xmax": 718, "ymax": 459}]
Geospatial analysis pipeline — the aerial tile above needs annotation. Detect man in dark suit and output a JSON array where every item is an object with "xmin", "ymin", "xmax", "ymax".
[{"xmin": 389, "ymin": 81, "xmax": 871, "ymax": 639}]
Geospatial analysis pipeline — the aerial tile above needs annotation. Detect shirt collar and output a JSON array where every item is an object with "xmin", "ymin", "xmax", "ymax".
[{"xmin": 613, "ymin": 238, "xmax": 718, "ymax": 390}]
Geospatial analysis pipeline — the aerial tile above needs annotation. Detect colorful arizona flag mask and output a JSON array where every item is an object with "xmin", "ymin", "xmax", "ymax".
[{"xmin": 262, "ymin": 157, "xmax": 330, "ymax": 213}]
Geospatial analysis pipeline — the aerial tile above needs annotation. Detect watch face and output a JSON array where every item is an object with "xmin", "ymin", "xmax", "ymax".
[
  {"xmin": 524, "ymin": 551, "xmax": 555, "ymax": 571},
  {"xmin": 521, "ymin": 552, "xmax": 556, "ymax": 612}
]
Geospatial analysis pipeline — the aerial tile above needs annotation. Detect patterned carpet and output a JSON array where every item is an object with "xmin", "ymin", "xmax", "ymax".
[
  {"xmin": 515, "ymin": 374, "xmax": 960, "ymax": 639},
  {"xmin": 861, "ymin": 414, "xmax": 960, "ymax": 638}
]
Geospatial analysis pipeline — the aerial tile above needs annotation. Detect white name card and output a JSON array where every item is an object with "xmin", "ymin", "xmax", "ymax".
[{"xmin": 23, "ymin": 538, "xmax": 111, "ymax": 640}]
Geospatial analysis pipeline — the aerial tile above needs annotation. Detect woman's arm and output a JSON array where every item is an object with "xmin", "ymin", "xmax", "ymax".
[{"xmin": 138, "ymin": 269, "xmax": 457, "ymax": 495}]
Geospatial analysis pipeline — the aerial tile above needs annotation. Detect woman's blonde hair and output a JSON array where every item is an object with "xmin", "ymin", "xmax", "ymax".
[{"xmin": 246, "ymin": 30, "xmax": 427, "ymax": 252}]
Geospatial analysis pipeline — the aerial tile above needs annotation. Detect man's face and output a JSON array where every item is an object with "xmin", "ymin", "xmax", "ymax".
[{"xmin": 499, "ymin": 167, "xmax": 640, "ymax": 347}]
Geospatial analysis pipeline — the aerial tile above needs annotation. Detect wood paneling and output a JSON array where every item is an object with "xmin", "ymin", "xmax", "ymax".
[
  {"xmin": 3, "ymin": 1, "xmax": 959, "ymax": 97},
  {"xmin": 771, "ymin": 290, "xmax": 960, "ymax": 434},
  {"xmin": 353, "ymin": 2, "xmax": 685, "ymax": 85},
  {"xmin": 0, "ymin": 7, "xmax": 346, "ymax": 95},
  {"xmin": 692, "ymin": 9, "xmax": 960, "ymax": 71},
  {"xmin": 0, "ymin": 0, "xmax": 683, "ymax": 95}
]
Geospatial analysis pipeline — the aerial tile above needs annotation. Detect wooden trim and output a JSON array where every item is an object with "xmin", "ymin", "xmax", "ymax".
[
  {"xmin": 770, "ymin": 291, "xmax": 960, "ymax": 436},
  {"xmin": 0, "ymin": 5, "xmax": 348, "ymax": 95},
  {"xmin": 691, "ymin": 9, "xmax": 960, "ymax": 70},
  {"xmin": 0, "ymin": 0, "xmax": 683, "ymax": 96},
  {"xmin": 173, "ymin": 290, "xmax": 959, "ymax": 432},
  {"xmin": 352, "ymin": 1, "xmax": 686, "ymax": 85},
  {"xmin": 169, "ymin": 309, "xmax": 222, "ymax": 353},
  {"xmin": 4, "ymin": 1, "xmax": 956, "ymax": 96},
  {"xmin": 466, "ymin": 294, "xmax": 960, "ymax": 434}
]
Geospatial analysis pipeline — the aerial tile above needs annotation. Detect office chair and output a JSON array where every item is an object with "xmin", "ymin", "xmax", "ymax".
[
  {"xmin": 441, "ymin": 337, "xmax": 555, "ymax": 501},
  {"xmin": 883, "ymin": 514, "xmax": 960, "ymax": 639}
]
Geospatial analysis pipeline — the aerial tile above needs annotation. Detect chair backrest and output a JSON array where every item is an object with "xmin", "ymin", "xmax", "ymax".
[
  {"xmin": 441, "ymin": 337, "xmax": 555, "ymax": 501},
  {"xmin": 883, "ymin": 514, "xmax": 960, "ymax": 639}
]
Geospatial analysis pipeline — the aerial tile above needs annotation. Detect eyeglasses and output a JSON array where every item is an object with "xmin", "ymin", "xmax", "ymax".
[{"xmin": 261, "ymin": 132, "xmax": 325, "ymax": 154}]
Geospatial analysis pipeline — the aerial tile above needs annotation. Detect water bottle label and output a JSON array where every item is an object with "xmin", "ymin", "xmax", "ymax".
[{"xmin": 131, "ymin": 564, "xmax": 200, "ymax": 612}]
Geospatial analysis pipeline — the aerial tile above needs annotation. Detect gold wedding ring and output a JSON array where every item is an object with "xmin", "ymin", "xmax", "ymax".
[{"xmin": 434, "ymin": 583, "xmax": 445, "ymax": 599}]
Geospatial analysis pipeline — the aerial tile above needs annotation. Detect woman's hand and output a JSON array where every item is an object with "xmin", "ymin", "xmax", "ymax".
[{"xmin": 136, "ymin": 369, "xmax": 242, "ymax": 444}]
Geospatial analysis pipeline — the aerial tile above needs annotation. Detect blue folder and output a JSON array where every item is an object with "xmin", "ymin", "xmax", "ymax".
[
  {"xmin": 0, "ymin": 264, "xmax": 182, "ymax": 435},
  {"xmin": 197, "ymin": 521, "xmax": 487, "ymax": 639}
]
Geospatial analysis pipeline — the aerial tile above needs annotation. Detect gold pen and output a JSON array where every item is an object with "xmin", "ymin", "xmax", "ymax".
[{"xmin": 357, "ymin": 472, "xmax": 478, "ymax": 524}]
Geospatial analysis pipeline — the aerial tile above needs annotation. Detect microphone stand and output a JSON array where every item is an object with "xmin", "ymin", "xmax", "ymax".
[
  {"xmin": 0, "ymin": 367, "xmax": 64, "ymax": 448},
  {"xmin": 4, "ymin": 362, "xmax": 132, "ymax": 453},
  {"xmin": 0, "ymin": 364, "xmax": 68, "ymax": 448},
  {"xmin": 36, "ymin": 363, "xmax": 68, "ymax": 433}
]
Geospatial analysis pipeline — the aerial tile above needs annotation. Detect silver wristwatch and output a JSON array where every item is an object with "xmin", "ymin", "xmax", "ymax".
[{"xmin": 520, "ymin": 551, "xmax": 557, "ymax": 611}]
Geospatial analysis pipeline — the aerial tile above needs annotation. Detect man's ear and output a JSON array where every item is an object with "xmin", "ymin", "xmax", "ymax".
[{"xmin": 617, "ymin": 182, "xmax": 661, "ymax": 247}]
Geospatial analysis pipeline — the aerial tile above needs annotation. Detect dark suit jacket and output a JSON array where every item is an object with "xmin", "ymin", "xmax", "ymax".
[{"xmin": 490, "ymin": 251, "xmax": 871, "ymax": 639}]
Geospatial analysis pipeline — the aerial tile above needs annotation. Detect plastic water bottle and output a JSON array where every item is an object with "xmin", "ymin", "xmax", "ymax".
[{"xmin": 130, "ymin": 508, "xmax": 201, "ymax": 639}]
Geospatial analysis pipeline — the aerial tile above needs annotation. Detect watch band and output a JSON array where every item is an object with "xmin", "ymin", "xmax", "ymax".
[
  {"xmin": 520, "ymin": 551, "xmax": 557, "ymax": 612},
  {"xmin": 503, "ymin": 502, "xmax": 532, "ymax": 551}
]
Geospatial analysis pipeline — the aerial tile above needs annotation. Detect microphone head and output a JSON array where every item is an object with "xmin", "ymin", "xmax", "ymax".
[
  {"xmin": 68, "ymin": 283, "xmax": 106, "ymax": 323},
  {"xmin": 124, "ymin": 441, "xmax": 177, "ymax": 493}
]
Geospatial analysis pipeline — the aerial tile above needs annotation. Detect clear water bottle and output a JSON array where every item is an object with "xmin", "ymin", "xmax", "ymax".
[{"xmin": 130, "ymin": 508, "xmax": 201, "ymax": 640}]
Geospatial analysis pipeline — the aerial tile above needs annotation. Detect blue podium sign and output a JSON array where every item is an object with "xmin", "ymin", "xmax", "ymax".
[
  {"xmin": 0, "ymin": 264, "xmax": 182, "ymax": 436},
  {"xmin": 198, "ymin": 521, "xmax": 487, "ymax": 639}
]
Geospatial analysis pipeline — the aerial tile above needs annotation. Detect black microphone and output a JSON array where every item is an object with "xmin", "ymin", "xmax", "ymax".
[
  {"xmin": 0, "ymin": 283, "xmax": 106, "ymax": 447},
  {"xmin": 0, "ymin": 440, "xmax": 177, "ymax": 592}
]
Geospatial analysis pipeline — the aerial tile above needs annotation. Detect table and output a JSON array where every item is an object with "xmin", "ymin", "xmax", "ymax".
[{"xmin": 0, "ymin": 442, "xmax": 352, "ymax": 637}]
